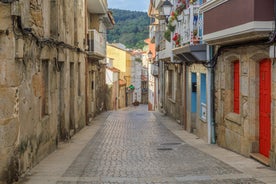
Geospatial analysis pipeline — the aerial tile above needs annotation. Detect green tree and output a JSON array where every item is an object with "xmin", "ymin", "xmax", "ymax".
[{"xmin": 107, "ymin": 9, "xmax": 150, "ymax": 49}]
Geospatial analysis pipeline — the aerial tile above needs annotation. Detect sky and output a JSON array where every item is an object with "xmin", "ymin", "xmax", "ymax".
[{"xmin": 108, "ymin": 0, "xmax": 149, "ymax": 12}]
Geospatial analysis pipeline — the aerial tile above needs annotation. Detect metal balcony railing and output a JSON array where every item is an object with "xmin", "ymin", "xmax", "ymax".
[
  {"xmin": 173, "ymin": 4, "xmax": 203, "ymax": 48},
  {"xmin": 87, "ymin": 29, "xmax": 106, "ymax": 59}
]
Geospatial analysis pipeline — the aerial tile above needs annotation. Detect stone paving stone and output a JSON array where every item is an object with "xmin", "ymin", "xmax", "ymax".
[{"xmin": 58, "ymin": 107, "xmax": 265, "ymax": 184}]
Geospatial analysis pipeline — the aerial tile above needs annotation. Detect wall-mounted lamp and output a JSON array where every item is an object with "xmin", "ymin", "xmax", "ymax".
[{"xmin": 161, "ymin": 0, "xmax": 173, "ymax": 23}]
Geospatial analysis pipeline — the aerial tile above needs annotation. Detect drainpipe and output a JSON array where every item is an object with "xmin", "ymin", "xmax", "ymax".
[
  {"xmin": 183, "ymin": 64, "xmax": 187, "ymax": 130},
  {"xmin": 162, "ymin": 61, "xmax": 166, "ymax": 113},
  {"xmin": 85, "ymin": 0, "xmax": 88, "ymax": 125},
  {"xmin": 207, "ymin": 45, "xmax": 216, "ymax": 144}
]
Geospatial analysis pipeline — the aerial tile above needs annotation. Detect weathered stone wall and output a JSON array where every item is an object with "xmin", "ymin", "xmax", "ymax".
[
  {"xmin": 95, "ymin": 66, "xmax": 108, "ymax": 113},
  {"xmin": 86, "ymin": 13, "xmax": 109, "ymax": 119},
  {"xmin": 164, "ymin": 64, "xmax": 183, "ymax": 122},
  {"xmin": 214, "ymin": 45, "xmax": 274, "ymax": 159},
  {"xmin": 119, "ymin": 85, "xmax": 126, "ymax": 109},
  {"xmin": 0, "ymin": 1, "xmax": 86, "ymax": 183},
  {"xmin": 271, "ymin": 57, "xmax": 276, "ymax": 168},
  {"xmin": 106, "ymin": 85, "xmax": 113, "ymax": 110}
]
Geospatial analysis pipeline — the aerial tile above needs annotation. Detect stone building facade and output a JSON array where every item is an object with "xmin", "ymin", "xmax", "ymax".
[
  {"xmin": 86, "ymin": 8, "xmax": 114, "ymax": 120},
  {"xmin": 201, "ymin": 0, "xmax": 276, "ymax": 167},
  {"xmin": 148, "ymin": 0, "xmax": 209, "ymax": 141},
  {"xmin": 214, "ymin": 46, "xmax": 274, "ymax": 159},
  {"xmin": 0, "ymin": 0, "xmax": 113, "ymax": 183},
  {"xmin": 185, "ymin": 64, "xmax": 208, "ymax": 141},
  {"xmin": 164, "ymin": 63, "xmax": 184, "ymax": 122}
]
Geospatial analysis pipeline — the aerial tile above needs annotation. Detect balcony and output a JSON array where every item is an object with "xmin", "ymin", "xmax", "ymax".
[
  {"xmin": 172, "ymin": 4, "xmax": 203, "ymax": 47},
  {"xmin": 173, "ymin": 44, "xmax": 207, "ymax": 65},
  {"xmin": 200, "ymin": 0, "xmax": 274, "ymax": 45},
  {"xmin": 87, "ymin": 29, "xmax": 106, "ymax": 60},
  {"xmin": 171, "ymin": 3, "xmax": 207, "ymax": 64},
  {"xmin": 87, "ymin": 0, "xmax": 107, "ymax": 14},
  {"xmin": 150, "ymin": 63, "xmax": 159, "ymax": 77}
]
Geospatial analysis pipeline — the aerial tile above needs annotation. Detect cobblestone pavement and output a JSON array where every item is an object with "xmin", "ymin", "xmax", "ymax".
[{"xmin": 52, "ymin": 105, "xmax": 264, "ymax": 184}]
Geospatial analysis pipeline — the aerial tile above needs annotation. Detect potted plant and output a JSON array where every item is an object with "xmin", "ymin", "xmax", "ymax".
[
  {"xmin": 192, "ymin": 29, "xmax": 199, "ymax": 44},
  {"xmin": 172, "ymin": 33, "xmax": 181, "ymax": 47},
  {"xmin": 164, "ymin": 29, "xmax": 171, "ymax": 42},
  {"xmin": 133, "ymin": 100, "xmax": 139, "ymax": 106},
  {"xmin": 176, "ymin": 0, "xmax": 186, "ymax": 14}
]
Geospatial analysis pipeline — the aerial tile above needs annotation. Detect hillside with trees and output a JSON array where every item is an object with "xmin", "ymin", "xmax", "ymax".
[{"xmin": 107, "ymin": 9, "xmax": 150, "ymax": 49}]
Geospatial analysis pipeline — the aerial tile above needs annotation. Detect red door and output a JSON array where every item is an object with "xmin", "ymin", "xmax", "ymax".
[
  {"xmin": 233, "ymin": 61, "xmax": 240, "ymax": 114},
  {"xmin": 259, "ymin": 59, "xmax": 271, "ymax": 157}
]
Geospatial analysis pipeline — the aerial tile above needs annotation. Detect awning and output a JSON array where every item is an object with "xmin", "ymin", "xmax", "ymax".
[{"xmin": 173, "ymin": 44, "xmax": 207, "ymax": 64}]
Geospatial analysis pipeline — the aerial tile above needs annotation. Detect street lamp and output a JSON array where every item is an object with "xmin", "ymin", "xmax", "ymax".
[{"xmin": 161, "ymin": 0, "xmax": 173, "ymax": 22}]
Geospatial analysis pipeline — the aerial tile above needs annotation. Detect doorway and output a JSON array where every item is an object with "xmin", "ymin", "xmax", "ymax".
[
  {"xmin": 259, "ymin": 59, "xmax": 271, "ymax": 158},
  {"xmin": 191, "ymin": 72, "xmax": 197, "ymax": 132}
]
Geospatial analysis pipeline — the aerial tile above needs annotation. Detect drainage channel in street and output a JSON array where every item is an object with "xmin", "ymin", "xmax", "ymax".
[{"xmin": 157, "ymin": 142, "xmax": 184, "ymax": 151}]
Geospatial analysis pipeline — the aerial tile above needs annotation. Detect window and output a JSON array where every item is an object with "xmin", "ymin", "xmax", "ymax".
[
  {"xmin": 74, "ymin": 1, "xmax": 78, "ymax": 46},
  {"xmin": 233, "ymin": 60, "xmax": 240, "ymax": 113},
  {"xmin": 41, "ymin": 60, "xmax": 49, "ymax": 117},
  {"xmin": 78, "ymin": 62, "xmax": 81, "ymax": 96},
  {"xmin": 168, "ymin": 70, "xmax": 176, "ymax": 101},
  {"xmin": 50, "ymin": 0, "xmax": 58, "ymax": 39}
]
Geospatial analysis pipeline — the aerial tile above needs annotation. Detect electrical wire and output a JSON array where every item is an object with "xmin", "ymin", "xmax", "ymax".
[
  {"xmin": 201, "ymin": 0, "xmax": 276, "ymax": 68},
  {"xmin": 267, "ymin": 0, "xmax": 276, "ymax": 43},
  {"xmin": 11, "ymin": 14, "xmax": 85, "ymax": 55},
  {"xmin": 202, "ymin": 39, "xmax": 271, "ymax": 69},
  {"xmin": 0, "ymin": 0, "xmax": 17, "ymax": 3}
]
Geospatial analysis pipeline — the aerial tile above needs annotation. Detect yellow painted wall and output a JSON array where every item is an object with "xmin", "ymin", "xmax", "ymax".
[
  {"xmin": 107, "ymin": 44, "xmax": 132, "ymax": 86},
  {"xmin": 107, "ymin": 44, "xmax": 127, "ymax": 72}
]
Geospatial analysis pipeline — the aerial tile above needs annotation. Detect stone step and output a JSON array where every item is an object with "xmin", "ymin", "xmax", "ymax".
[{"xmin": 250, "ymin": 153, "xmax": 269, "ymax": 166}]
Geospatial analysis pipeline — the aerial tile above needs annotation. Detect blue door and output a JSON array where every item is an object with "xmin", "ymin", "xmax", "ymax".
[{"xmin": 191, "ymin": 73, "xmax": 197, "ymax": 113}]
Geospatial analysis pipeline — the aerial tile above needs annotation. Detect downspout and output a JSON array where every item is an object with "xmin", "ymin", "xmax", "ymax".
[
  {"xmin": 207, "ymin": 45, "xmax": 216, "ymax": 144},
  {"xmin": 269, "ymin": 0, "xmax": 276, "ymax": 43},
  {"xmin": 162, "ymin": 61, "xmax": 166, "ymax": 113},
  {"xmin": 183, "ymin": 64, "xmax": 187, "ymax": 130},
  {"xmin": 85, "ymin": 0, "xmax": 88, "ymax": 125}
]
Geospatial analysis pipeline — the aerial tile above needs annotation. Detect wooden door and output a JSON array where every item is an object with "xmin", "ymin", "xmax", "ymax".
[{"xmin": 259, "ymin": 59, "xmax": 271, "ymax": 157}]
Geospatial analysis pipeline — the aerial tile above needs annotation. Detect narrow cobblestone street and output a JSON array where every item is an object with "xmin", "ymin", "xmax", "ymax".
[{"xmin": 21, "ymin": 105, "xmax": 276, "ymax": 184}]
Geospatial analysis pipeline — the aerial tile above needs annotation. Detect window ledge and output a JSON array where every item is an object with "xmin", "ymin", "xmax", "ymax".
[
  {"xmin": 224, "ymin": 112, "xmax": 242, "ymax": 135},
  {"xmin": 225, "ymin": 112, "xmax": 241, "ymax": 126},
  {"xmin": 200, "ymin": 118, "xmax": 207, "ymax": 123},
  {"xmin": 168, "ymin": 97, "xmax": 176, "ymax": 104}
]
